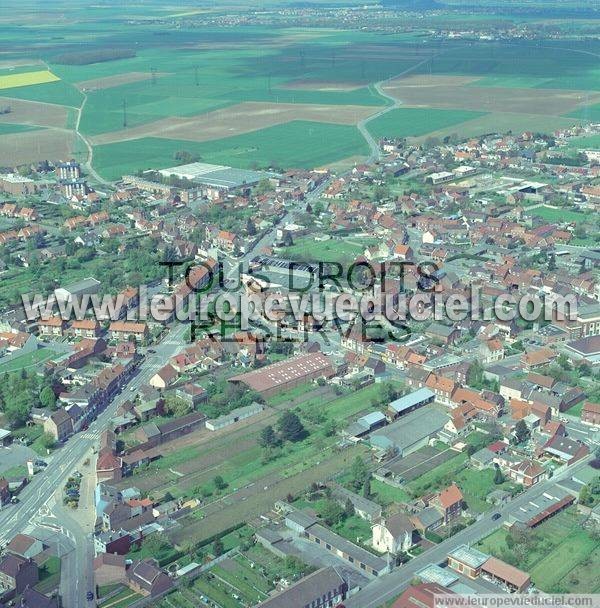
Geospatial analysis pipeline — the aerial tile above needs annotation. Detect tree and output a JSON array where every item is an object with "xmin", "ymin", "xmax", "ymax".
[
  {"xmin": 39, "ymin": 386, "xmax": 56, "ymax": 410},
  {"xmin": 493, "ymin": 465, "xmax": 505, "ymax": 485},
  {"xmin": 512, "ymin": 420, "xmax": 530, "ymax": 445},
  {"xmin": 362, "ymin": 476, "xmax": 371, "ymax": 499},
  {"xmin": 40, "ymin": 432, "xmax": 56, "ymax": 451},
  {"xmin": 212, "ymin": 538, "xmax": 224, "ymax": 557},
  {"xmin": 277, "ymin": 411, "xmax": 306, "ymax": 442},
  {"xmin": 350, "ymin": 456, "xmax": 368, "ymax": 492},
  {"xmin": 579, "ymin": 485, "xmax": 591, "ymax": 506},
  {"xmin": 246, "ymin": 218, "xmax": 257, "ymax": 236},
  {"xmin": 344, "ymin": 498, "xmax": 355, "ymax": 518},
  {"xmin": 213, "ymin": 475, "xmax": 227, "ymax": 491},
  {"xmin": 548, "ymin": 253, "xmax": 556, "ymax": 271},
  {"xmin": 282, "ymin": 231, "xmax": 294, "ymax": 247},
  {"xmin": 321, "ymin": 499, "xmax": 344, "ymax": 526},
  {"xmin": 259, "ymin": 425, "xmax": 278, "ymax": 448},
  {"xmin": 163, "ymin": 396, "xmax": 191, "ymax": 418}
]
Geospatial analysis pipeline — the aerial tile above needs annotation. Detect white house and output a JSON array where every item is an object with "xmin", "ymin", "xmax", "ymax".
[{"xmin": 372, "ymin": 513, "xmax": 416, "ymax": 554}]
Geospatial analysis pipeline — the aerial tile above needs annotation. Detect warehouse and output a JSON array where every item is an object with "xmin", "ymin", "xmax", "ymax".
[
  {"xmin": 370, "ymin": 407, "xmax": 448, "ymax": 457},
  {"xmin": 387, "ymin": 387, "xmax": 435, "ymax": 419},
  {"xmin": 228, "ymin": 353, "xmax": 335, "ymax": 398},
  {"xmin": 205, "ymin": 402, "xmax": 264, "ymax": 431}
]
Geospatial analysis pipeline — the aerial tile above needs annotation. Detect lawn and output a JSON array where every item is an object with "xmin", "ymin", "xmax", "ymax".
[
  {"xmin": 366, "ymin": 108, "xmax": 486, "ymax": 139},
  {"xmin": 35, "ymin": 556, "xmax": 61, "ymax": 595},
  {"xmin": 454, "ymin": 467, "xmax": 516, "ymax": 514},
  {"xmin": 92, "ymin": 120, "xmax": 370, "ymax": 180},
  {"xmin": 405, "ymin": 452, "xmax": 468, "ymax": 497},
  {"xmin": 100, "ymin": 588, "xmax": 143, "ymax": 608},
  {"xmin": 370, "ymin": 478, "xmax": 411, "ymax": 507}
]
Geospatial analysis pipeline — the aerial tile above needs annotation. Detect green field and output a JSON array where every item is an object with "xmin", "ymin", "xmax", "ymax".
[
  {"xmin": 281, "ymin": 235, "xmax": 377, "ymax": 265},
  {"xmin": 92, "ymin": 120, "xmax": 370, "ymax": 179},
  {"xmin": 526, "ymin": 205, "xmax": 590, "ymax": 224},
  {"xmin": 0, "ymin": 348, "xmax": 59, "ymax": 374},
  {"xmin": 367, "ymin": 108, "xmax": 486, "ymax": 139},
  {"xmin": 477, "ymin": 508, "xmax": 600, "ymax": 593},
  {"xmin": 0, "ymin": 123, "xmax": 40, "ymax": 135}
]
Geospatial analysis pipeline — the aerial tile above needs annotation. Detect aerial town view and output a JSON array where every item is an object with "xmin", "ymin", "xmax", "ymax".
[{"xmin": 0, "ymin": 0, "xmax": 599, "ymax": 607}]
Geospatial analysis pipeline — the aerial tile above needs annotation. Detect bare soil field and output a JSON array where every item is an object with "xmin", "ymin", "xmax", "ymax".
[
  {"xmin": 382, "ymin": 76, "xmax": 600, "ymax": 115},
  {"xmin": 389, "ymin": 74, "xmax": 480, "ymax": 88},
  {"xmin": 75, "ymin": 71, "xmax": 169, "ymax": 91},
  {"xmin": 0, "ymin": 96, "xmax": 69, "ymax": 128},
  {"xmin": 282, "ymin": 79, "xmax": 364, "ymax": 91},
  {"xmin": 89, "ymin": 101, "xmax": 378, "ymax": 145},
  {"xmin": 0, "ymin": 129, "xmax": 76, "ymax": 165}
]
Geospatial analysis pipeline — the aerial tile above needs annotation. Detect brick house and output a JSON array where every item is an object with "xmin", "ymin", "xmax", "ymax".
[
  {"xmin": 38, "ymin": 316, "xmax": 65, "ymax": 337},
  {"xmin": 0, "ymin": 555, "xmax": 39, "ymax": 593},
  {"xmin": 126, "ymin": 559, "xmax": 173, "ymax": 597},
  {"xmin": 430, "ymin": 484, "xmax": 464, "ymax": 524},
  {"xmin": 581, "ymin": 401, "xmax": 600, "ymax": 426},
  {"xmin": 70, "ymin": 319, "xmax": 101, "ymax": 338},
  {"xmin": 43, "ymin": 408, "xmax": 74, "ymax": 442}
]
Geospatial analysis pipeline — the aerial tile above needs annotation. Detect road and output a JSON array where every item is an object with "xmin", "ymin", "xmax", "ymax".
[
  {"xmin": 344, "ymin": 457, "xmax": 592, "ymax": 608},
  {"xmin": 357, "ymin": 56, "xmax": 436, "ymax": 162},
  {"xmin": 0, "ymin": 322, "xmax": 189, "ymax": 607}
]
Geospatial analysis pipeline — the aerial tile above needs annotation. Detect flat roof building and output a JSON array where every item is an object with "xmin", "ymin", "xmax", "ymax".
[{"xmin": 388, "ymin": 388, "xmax": 435, "ymax": 418}]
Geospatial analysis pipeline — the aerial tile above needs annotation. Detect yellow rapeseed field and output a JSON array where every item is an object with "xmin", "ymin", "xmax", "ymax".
[{"xmin": 0, "ymin": 70, "xmax": 60, "ymax": 90}]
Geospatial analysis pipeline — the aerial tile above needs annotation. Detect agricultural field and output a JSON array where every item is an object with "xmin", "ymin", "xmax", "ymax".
[
  {"xmin": 525, "ymin": 205, "xmax": 591, "ymax": 224},
  {"xmin": 1, "ymin": 9, "xmax": 599, "ymax": 179},
  {"xmin": 366, "ymin": 107, "xmax": 486, "ymax": 139},
  {"xmin": 281, "ymin": 235, "xmax": 377, "ymax": 265},
  {"xmin": 0, "ymin": 69, "xmax": 59, "ymax": 91},
  {"xmin": 477, "ymin": 508, "xmax": 600, "ymax": 593}
]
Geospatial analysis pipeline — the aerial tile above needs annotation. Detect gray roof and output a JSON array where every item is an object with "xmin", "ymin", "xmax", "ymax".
[
  {"xmin": 258, "ymin": 567, "xmax": 346, "ymax": 608},
  {"xmin": 285, "ymin": 510, "xmax": 318, "ymax": 530},
  {"xmin": 370, "ymin": 407, "xmax": 448, "ymax": 451},
  {"xmin": 389, "ymin": 388, "xmax": 435, "ymax": 414},
  {"xmin": 509, "ymin": 487, "xmax": 573, "ymax": 525},
  {"xmin": 448, "ymin": 544, "xmax": 489, "ymax": 569},
  {"xmin": 330, "ymin": 484, "xmax": 382, "ymax": 519},
  {"xmin": 415, "ymin": 506, "xmax": 444, "ymax": 528},
  {"xmin": 417, "ymin": 563, "xmax": 459, "ymax": 587},
  {"xmin": 307, "ymin": 524, "xmax": 388, "ymax": 573},
  {"xmin": 471, "ymin": 448, "xmax": 496, "ymax": 465}
]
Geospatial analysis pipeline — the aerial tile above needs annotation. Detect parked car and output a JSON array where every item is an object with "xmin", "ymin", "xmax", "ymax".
[{"xmin": 492, "ymin": 512, "xmax": 502, "ymax": 521}]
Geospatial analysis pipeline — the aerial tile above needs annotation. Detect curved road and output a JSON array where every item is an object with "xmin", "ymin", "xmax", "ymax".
[{"xmin": 358, "ymin": 56, "xmax": 435, "ymax": 163}]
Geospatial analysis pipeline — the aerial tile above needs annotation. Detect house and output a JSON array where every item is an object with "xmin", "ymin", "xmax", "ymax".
[
  {"xmin": 372, "ymin": 513, "xmax": 417, "ymax": 554},
  {"xmin": 447, "ymin": 545, "xmax": 489, "ymax": 579},
  {"xmin": 38, "ymin": 316, "xmax": 65, "ymax": 337},
  {"xmin": 5, "ymin": 534, "xmax": 43, "ymax": 559},
  {"xmin": 543, "ymin": 435, "xmax": 589, "ymax": 465},
  {"xmin": 581, "ymin": 401, "xmax": 600, "ymax": 426},
  {"xmin": 425, "ymin": 323, "xmax": 460, "ymax": 345},
  {"xmin": 93, "ymin": 553, "xmax": 127, "ymax": 587},
  {"xmin": 109, "ymin": 321, "xmax": 148, "ymax": 342},
  {"xmin": 430, "ymin": 484, "xmax": 463, "ymax": 523},
  {"xmin": 521, "ymin": 347, "xmax": 557, "ymax": 370},
  {"xmin": 15, "ymin": 587, "xmax": 58, "ymax": 608},
  {"xmin": 71, "ymin": 319, "xmax": 101, "ymax": 338},
  {"xmin": 258, "ymin": 567, "xmax": 347, "ymax": 608},
  {"xmin": 329, "ymin": 483, "xmax": 382, "ymax": 522},
  {"xmin": 392, "ymin": 583, "xmax": 455, "ymax": 608},
  {"xmin": 126, "ymin": 559, "xmax": 173, "ymax": 597},
  {"xmin": 0, "ymin": 555, "xmax": 39, "ymax": 593},
  {"xmin": 94, "ymin": 529, "xmax": 132, "ymax": 555},
  {"xmin": 43, "ymin": 408, "xmax": 73, "ymax": 442},
  {"xmin": 175, "ymin": 383, "xmax": 207, "ymax": 408},
  {"xmin": 149, "ymin": 364, "xmax": 178, "ymax": 390},
  {"xmin": 507, "ymin": 459, "xmax": 547, "ymax": 487}
]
